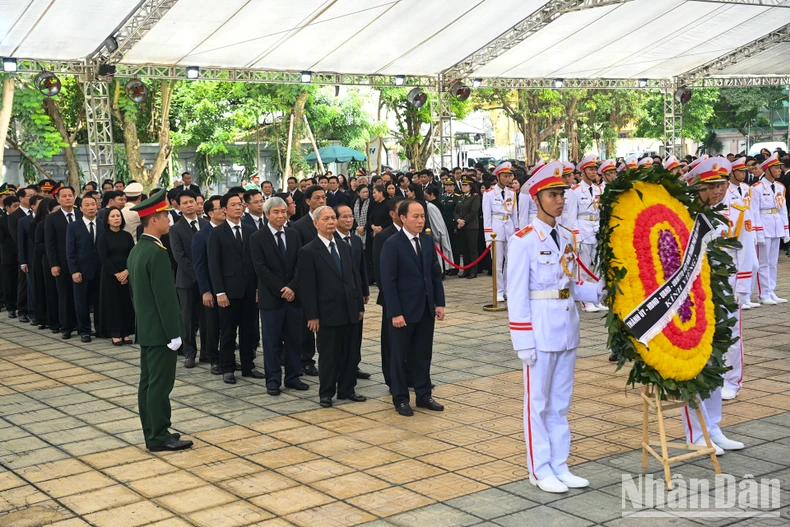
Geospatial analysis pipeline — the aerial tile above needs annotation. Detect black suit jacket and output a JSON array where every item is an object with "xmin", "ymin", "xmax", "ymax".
[
  {"xmin": 373, "ymin": 224, "xmax": 399, "ymax": 306},
  {"xmin": 250, "ymin": 227, "xmax": 302, "ymax": 309},
  {"xmin": 17, "ymin": 216, "xmax": 34, "ymax": 266},
  {"xmin": 175, "ymin": 184, "xmax": 201, "ymax": 195},
  {"xmin": 291, "ymin": 212, "xmax": 317, "ymax": 245},
  {"xmin": 298, "ymin": 236, "xmax": 363, "ymax": 326},
  {"xmin": 45, "ymin": 209, "xmax": 82, "ymax": 272},
  {"xmin": 66, "ymin": 218, "xmax": 104, "ymax": 280},
  {"xmin": 0, "ymin": 213, "xmax": 16, "ymax": 265},
  {"xmin": 326, "ymin": 190, "xmax": 350, "ymax": 208},
  {"xmin": 380, "ymin": 230, "xmax": 445, "ymax": 323},
  {"xmin": 242, "ymin": 213, "xmax": 266, "ymax": 231},
  {"xmin": 8, "ymin": 207, "xmax": 27, "ymax": 244},
  {"xmin": 170, "ymin": 216, "xmax": 209, "ymax": 289},
  {"xmin": 207, "ymin": 221, "xmax": 257, "ymax": 299},
  {"xmin": 334, "ymin": 231, "xmax": 369, "ymax": 298}
]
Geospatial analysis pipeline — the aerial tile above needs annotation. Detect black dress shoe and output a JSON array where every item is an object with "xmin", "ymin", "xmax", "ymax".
[
  {"xmin": 50, "ymin": 327, "xmax": 61, "ymax": 333},
  {"xmin": 198, "ymin": 356, "xmax": 210, "ymax": 363},
  {"xmin": 267, "ymin": 387, "xmax": 281, "ymax": 396},
  {"xmin": 80, "ymin": 335, "xmax": 92, "ymax": 343},
  {"xmin": 303, "ymin": 364, "xmax": 319, "ymax": 376},
  {"xmin": 123, "ymin": 338, "xmax": 133, "ymax": 345},
  {"xmin": 396, "ymin": 402, "xmax": 414, "ymax": 416},
  {"xmin": 184, "ymin": 358, "xmax": 195, "ymax": 368},
  {"xmin": 18, "ymin": 314, "xmax": 29, "ymax": 323},
  {"xmin": 7, "ymin": 310, "xmax": 16, "ymax": 319},
  {"xmin": 147, "ymin": 438, "xmax": 194, "ymax": 452},
  {"xmin": 37, "ymin": 324, "xmax": 49, "ymax": 330},
  {"xmin": 319, "ymin": 398, "xmax": 333, "ymax": 408},
  {"xmin": 112, "ymin": 339, "xmax": 124, "ymax": 347},
  {"xmin": 338, "ymin": 393, "xmax": 366, "ymax": 402},
  {"xmin": 417, "ymin": 398, "xmax": 444, "ymax": 411},
  {"xmin": 210, "ymin": 364, "xmax": 221, "ymax": 375},
  {"xmin": 466, "ymin": 272, "xmax": 477, "ymax": 279},
  {"xmin": 223, "ymin": 373, "xmax": 237, "ymax": 384},
  {"xmin": 285, "ymin": 381, "xmax": 309, "ymax": 391},
  {"xmin": 61, "ymin": 331, "xmax": 72, "ymax": 340},
  {"xmin": 356, "ymin": 370, "xmax": 371, "ymax": 380},
  {"xmin": 608, "ymin": 352, "xmax": 618, "ymax": 362},
  {"xmin": 242, "ymin": 368, "xmax": 264, "ymax": 379}
]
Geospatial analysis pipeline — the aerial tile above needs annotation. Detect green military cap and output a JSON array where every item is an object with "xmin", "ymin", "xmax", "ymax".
[
  {"xmin": 131, "ymin": 187, "xmax": 170, "ymax": 218},
  {"xmin": 0, "ymin": 183, "xmax": 9, "ymax": 196},
  {"xmin": 461, "ymin": 178, "xmax": 474, "ymax": 185}
]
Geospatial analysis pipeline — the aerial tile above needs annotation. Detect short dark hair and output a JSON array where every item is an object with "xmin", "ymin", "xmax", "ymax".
[
  {"xmin": 114, "ymin": 180, "xmax": 124, "ymax": 186},
  {"xmin": 304, "ymin": 184, "xmax": 324, "ymax": 200},
  {"xmin": 204, "ymin": 194, "xmax": 222, "ymax": 214},
  {"xmin": 754, "ymin": 153, "xmax": 766, "ymax": 164},
  {"xmin": 220, "ymin": 192, "xmax": 242, "ymax": 208},
  {"xmin": 318, "ymin": 176, "xmax": 329, "ymax": 183},
  {"xmin": 227, "ymin": 186, "xmax": 245, "ymax": 195},
  {"xmin": 84, "ymin": 190, "xmax": 100, "ymax": 201},
  {"xmin": 84, "ymin": 181, "xmax": 98, "ymax": 191},
  {"xmin": 57, "ymin": 186, "xmax": 76, "ymax": 196},
  {"xmin": 177, "ymin": 189, "xmax": 197, "ymax": 204},
  {"xmin": 243, "ymin": 189, "xmax": 262, "ymax": 203},
  {"xmin": 287, "ymin": 177, "xmax": 297, "ymax": 184},
  {"xmin": 274, "ymin": 192, "xmax": 290, "ymax": 201},
  {"xmin": 102, "ymin": 206, "xmax": 126, "ymax": 230},
  {"xmin": 181, "ymin": 171, "xmax": 190, "ymax": 177},
  {"xmin": 3, "ymin": 195, "xmax": 19, "ymax": 207},
  {"xmin": 334, "ymin": 204, "xmax": 352, "ymax": 218},
  {"xmin": 262, "ymin": 180, "xmax": 273, "ymax": 187},
  {"xmin": 424, "ymin": 184, "xmax": 440, "ymax": 197},
  {"xmin": 167, "ymin": 188, "xmax": 181, "ymax": 203},
  {"xmin": 29, "ymin": 195, "xmax": 44, "ymax": 208},
  {"xmin": 328, "ymin": 176, "xmax": 338, "ymax": 183},
  {"xmin": 397, "ymin": 198, "xmax": 419, "ymax": 218},
  {"xmin": 388, "ymin": 195, "xmax": 405, "ymax": 212}
]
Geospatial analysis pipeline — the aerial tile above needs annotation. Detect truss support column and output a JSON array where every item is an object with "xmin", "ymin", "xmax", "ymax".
[
  {"xmin": 663, "ymin": 83, "xmax": 683, "ymax": 158},
  {"xmin": 435, "ymin": 75, "xmax": 454, "ymax": 170},
  {"xmin": 83, "ymin": 63, "xmax": 115, "ymax": 182}
]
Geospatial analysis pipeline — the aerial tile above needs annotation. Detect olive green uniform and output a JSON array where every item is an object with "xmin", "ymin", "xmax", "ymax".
[
  {"xmin": 128, "ymin": 234, "xmax": 184, "ymax": 447},
  {"xmin": 440, "ymin": 192, "xmax": 462, "ymax": 267},
  {"xmin": 454, "ymin": 193, "xmax": 481, "ymax": 274}
]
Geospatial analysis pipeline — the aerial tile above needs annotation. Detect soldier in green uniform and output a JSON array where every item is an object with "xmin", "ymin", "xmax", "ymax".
[
  {"xmin": 441, "ymin": 180, "xmax": 462, "ymax": 275},
  {"xmin": 127, "ymin": 189, "xmax": 193, "ymax": 452}
]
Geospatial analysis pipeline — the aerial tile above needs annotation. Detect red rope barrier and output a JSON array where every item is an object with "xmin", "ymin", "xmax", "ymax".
[{"xmin": 434, "ymin": 243, "xmax": 492, "ymax": 270}]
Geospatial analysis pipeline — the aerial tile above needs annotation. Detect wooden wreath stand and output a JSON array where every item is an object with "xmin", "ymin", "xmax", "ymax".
[{"xmin": 640, "ymin": 384, "xmax": 721, "ymax": 490}]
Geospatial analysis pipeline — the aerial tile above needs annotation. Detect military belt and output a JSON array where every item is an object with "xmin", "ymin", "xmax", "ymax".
[{"xmin": 529, "ymin": 288, "xmax": 571, "ymax": 300}]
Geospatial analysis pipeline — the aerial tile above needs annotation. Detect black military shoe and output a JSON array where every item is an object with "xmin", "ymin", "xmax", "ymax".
[
  {"xmin": 417, "ymin": 398, "xmax": 444, "ymax": 411},
  {"xmin": 396, "ymin": 402, "xmax": 414, "ymax": 416},
  {"xmin": 148, "ymin": 438, "xmax": 193, "ymax": 452},
  {"xmin": 303, "ymin": 364, "xmax": 318, "ymax": 376},
  {"xmin": 223, "ymin": 373, "xmax": 237, "ymax": 384}
]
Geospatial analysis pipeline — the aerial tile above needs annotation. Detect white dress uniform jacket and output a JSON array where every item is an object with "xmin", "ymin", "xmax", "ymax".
[
  {"xmin": 483, "ymin": 184, "xmax": 518, "ymax": 242},
  {"xmin": 567, "ymin": 180, "xmax": 602, "ymax": 245},
  {"xmin": 721, "ymin": 182, "xmax": 757, "ymax": 297},
  {"xmin": 750, "ymin": 177, "xmax": 788, "ymax": 242}
]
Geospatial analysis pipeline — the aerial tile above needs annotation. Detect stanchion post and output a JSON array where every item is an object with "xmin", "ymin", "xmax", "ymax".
[{"xmin": 483, "ymin": 232, "xmax": 506, "ymax": 312}]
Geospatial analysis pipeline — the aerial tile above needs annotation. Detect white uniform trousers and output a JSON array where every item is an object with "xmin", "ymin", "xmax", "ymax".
[
  {"xmin": 495, "ymin": 239, "xmax": 508, "ymax": 298},
  {"xmin": 756, "ymin": 238, "xmax": 780, "ymax": 298},
  {"xmin": 522, "ymin": 349, "xmax": 575, "ymax": 481},
  {"xmin": 577, "ymin": 243, "xmax": 597, "ymax": 308},
  {"xmin": 682, "ymin": 387, "xmax": 722, "ymax": 444},
  {"xmin": 723, "ymin": 307, "xmax": 744, "ymax": 393}
]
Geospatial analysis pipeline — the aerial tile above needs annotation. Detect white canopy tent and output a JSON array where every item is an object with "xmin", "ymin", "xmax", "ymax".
[{"xmin": 3, "ymin": 0, "xmax": 790, "ymax": 177}]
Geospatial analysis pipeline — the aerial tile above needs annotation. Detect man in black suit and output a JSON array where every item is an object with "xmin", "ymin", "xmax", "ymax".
[
  {"xmin": 286, "ymin": 177, "xmax": 305, "ymax": 221},
  {"xmin": 250, "ymin": 196, "xmax": 308, "ymax": 396},
  {"xmin": 175, "ymin": 172, "xmax": 201, "ymax": 195},
  {"xmin": 18, "ymin": 195, "xmax": 41, "ymax": 324},
  {"xmin": 66, "ymin": 194, "xmax": 103, "ymax": 342},
  {"xmin": 290, "ymin": 184, "xmax": 326, "ymax": 376},
  {"xmin": 380, "ymin": 199, "xmax": 446, "ymax": 416},
  {"xmin": 372, "ymin": 195, "xmax": 404, "ymax": 386},
  {"xmin": 242, "ymin": 189, "xmax": 265, "ymax": 231},
  {"xmin": 9, "ymin": 185, "xmax": 37, "ymax": 323},
  {"xmin": 326, "ymin": 176, "xmax": 350, "ymax": 208},
  {"xmin": 192, "ymin": 195, "xmax": 223, "ymax": 375},
  {"xmin": 0, "ymin": 196, "xmax": 20, "ymax": 318},
  {"xmin": 207, "ymin": 192, "xmax": 263, "ymax": 384},
  {"xmin": 298, "ymin": 206, "xmax": 366, "ymax": 408},
  {"xmin": 170, "ymin": 190, "xmax": 209, "ymax": 368},
  {"xmin": 334, "ymin": 204, "xmax": 371, "ymax": 380},
  {"xmin": 46, "ymin": 186, "xmax": 81, "ymax": 339}
]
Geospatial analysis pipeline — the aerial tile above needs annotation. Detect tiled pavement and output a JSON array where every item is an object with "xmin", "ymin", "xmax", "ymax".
[{"xmin": 2, "ymin": 260, "xmax": 790, "ymax": 527}]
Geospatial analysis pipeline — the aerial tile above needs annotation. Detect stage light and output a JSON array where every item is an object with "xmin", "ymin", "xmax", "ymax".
[
  {"xmin": 395, "ymin": 75, "xmax": 405, "ymax": 86},
  {"xmin": 450, "ymin": 81, "xmax": 471, "ymax": 102},
  {"xmin": 98, "ymin": 63, "xmax": 116, "ymax": 78},
  {"xmin": 2, "ymin": 58, "xmax": 17, "ymax": 73},
  {"xmin": 638, "ymin": 78, "xmax": 648, "ymax": 88},
  {"xmin": 186, "ymin": 66, "xmax": 200, "ymax": 79},
  {"xmin": 104, "ymin": 36, "xmax": 119, "ymax": 53},
  {"xmin": 553, "ymin": 78, "xmax": 564, "ymax": 89},
  {"xmin": 125, "ymin": 79, "xmax": 148, "ymax": 103},
  {"xmin": 407, "ymin": 87, "xmax": 427, "ymax": 109},
  {"xmin": 34, "ymin": 71, "xmax": 61, "ymax": 96},
  {"xmin": 674, "ymin": 87, "xmax": 692, "ymax": 104},
  {"xmin": 472, "ymin": 78, "xmax": 482, "ymax": 88},
  {"xmin": 300, "ymin": 71, "xmax": 312, "ymax": 83}
]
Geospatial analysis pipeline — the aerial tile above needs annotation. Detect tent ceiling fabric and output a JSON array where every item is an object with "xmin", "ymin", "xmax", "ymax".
[{"xmin": 3, "ymin": 0, "xmax": 790, "ymax": 81}]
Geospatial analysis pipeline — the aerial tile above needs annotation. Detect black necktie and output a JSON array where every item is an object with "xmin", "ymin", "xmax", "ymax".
[
  {"xmin": 329, "ymin": 241, "xmax": 342, "ymax": 274},
  {"xmin": 67, "ymin": 213, "xmax": 74, "ymax": 223},
  {"xmin": 275, "ymin": 231, "xmax": 286, "ymax": 261},
  {"xmin": 413, "ymin": 236, "xmax": 422, "ymax": 263},
  {"xmin": 550, "ymin": 228, "xmax": 560, "ymax": 250},
  {"xmin": 89, "ymin": 221, "xmax": 95, "ymax": 244},
  {"xmin": 27, "ymin": 210, "xmax": 32, "ymax": 217},
  {"xmin": 344, "ymin": 235, "xmax": 351, "ymax": 246},
  {"xmin": 256, "ymin": 218, "xmax": 261, "ymax": 230},
  {"xmin": 190, "ymin": 220, "xmax": 197, "ymax": 233},
  {"xmin": 738, "ymin": 186, "xmax": 743, "ymax": 196},
  {"xmin": 589, "ymin": 185, "xmax": 594, "ymax": 197},
  {"xmin": 234, "ymin": 225, "xmax": 242, "ymax": 243},
  {"xmin": 501, "ymin": 188, "xmax": 505, "ymax": 199},
  {"xmin": 771, "ymin": 182, "xmax": 776, "ymax": 194}
]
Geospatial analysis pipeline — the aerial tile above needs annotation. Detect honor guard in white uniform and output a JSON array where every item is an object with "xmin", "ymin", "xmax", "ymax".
[
  {"xmin": 680, "ymin": 158, "xmax": 745, "ymax": 455},
  {"xmin": 507, "ymin": 161, "xmax": 604, "ymax": 494},
  {"xmin": 567, "ymin": 154, "xmax": 605, "ymax": 312},
  {"xmin": 637, "ymin": 156, "xmax": 653, "ymax": 167},
  {"xmin": 560, "ymin": 162, "xmax": 578, "ymax": 229},
  {"xmin": 719, "ymin": 156, "xmax": 757, "ymax": 400},
  {"xmin": 663, "ymin": 155, "xmax": 682, "ymax": 177},
  {"xmin": 483, "ymin": 162, "xmax": 518, "ymax": 302},
  {"xmin": 598, "ymin": 159, "xmax": 617, "ymax": 188},
  {"xmin": 518, "ymin": 160, "xmax": 546, "ymax": 229},
  {"xmin": 751, "ymin": 153, "xmax": 789, "ymax": 304}
]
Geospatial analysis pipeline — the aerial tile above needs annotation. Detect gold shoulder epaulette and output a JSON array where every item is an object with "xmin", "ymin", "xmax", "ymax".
[{"xmin": 515, "ymin": 225, "xmax": 533, "ymax": 238}]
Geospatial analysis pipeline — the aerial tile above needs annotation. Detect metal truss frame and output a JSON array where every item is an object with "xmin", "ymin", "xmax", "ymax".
[
  {"xmin": 441, "ymin": 0, "xmax": 631, "ymax": 83},
  {"xmin": 432, "ymin": 76, "xmax": 455, "ymax": 170},
  {"xmin": 693, "ymin": 0, "xmax": 790, "ymax": 6},
  {"xmin": 91, "ymin": 0, "xmax": 180, "ymax": 63},
  {"xmin": 83, "ymin": 75, "xmax": 115, "ymax": 182},
  {"xmin": 663, "ymin": 85, "xmax": 683, "ymax": 158}
]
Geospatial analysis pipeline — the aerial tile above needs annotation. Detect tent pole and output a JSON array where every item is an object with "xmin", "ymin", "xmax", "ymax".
[
  {"xmin": 285, "ymin": 114, "xmax": 294, "ymax": 181},
  {"xmin": 303, "ymin": 114, "xmax": 325, "ymax": 174}
]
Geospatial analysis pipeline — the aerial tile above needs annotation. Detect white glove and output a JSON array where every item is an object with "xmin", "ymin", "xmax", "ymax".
[
  {"xmin": 757, "ymin": 239, "xmax": 766, "ymax": 246},
  {"xmin": 517, "ymin": 348, "xmax": 537, "ymax": 367},
  {"xmin": 784, "ymin": 236, "xmax": 790, "ymax": 244},
  {"xmin": 167, "ymin": 337, "xmax": 183, "ymax": 351},
  {"xmin": 737, "ymin": 293, "xmax": 750, "ymax": 306},
  {"xmin": 596, "ymin": 280, "xmax": 607, "ymax": 302}
]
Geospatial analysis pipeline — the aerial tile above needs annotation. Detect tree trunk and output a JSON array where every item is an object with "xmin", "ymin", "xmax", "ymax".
[
  {"xmin": 44, "ymin": 97, "xmax": 80, "ymax": 188},
  {"xmin": 565, "ymin": 96, "xmax": 579, "ymax": 162},
  {"xmin": 287, "ymin": 90, "xmax": 309, "ymax": 181},
  {"xmin": 111, "ymin": 80, "xmax": 146, "ymax": 185},
  {"xmin": 148, "ymin": 80, "xmax": 176, "ymax": 190},
  {"xmin": 0, "ymin": 78, "xmax": 14, "ymax": 179},
  {"xmin": 606, "ymin": 112, "xmax": 617, "ymax": 159}
]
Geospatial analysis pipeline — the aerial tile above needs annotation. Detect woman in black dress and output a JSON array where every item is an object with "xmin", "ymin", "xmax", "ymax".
[
  {"xmin": 366, "ymin": 185, "xmax": 391, "ymax": 285},
  {"xmin": 32, "ymin": 198, "xmax": 57, "ymax": 330},
  {"xmin": 96, "ymin": 207, "xmax": 135, "ymax": 345}
]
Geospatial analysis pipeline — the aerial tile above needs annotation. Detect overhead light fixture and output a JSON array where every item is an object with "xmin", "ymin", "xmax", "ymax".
[
  {"xmin": 2, "ymin": 57, "xmax": 17, "ymax": 73},
  {"xmin": 300, "ymin": 71, "xmax": 312, "ymax": 83},
  {"xmin": 674, "ymin": 87, "xmax": 692, "ymax": 104},
  {"xmin": 186, "ymin": 66, "xmax": 200, "ymax": 80},
  {"xmin": 104, "ymin": 35, "xmax": 119, "ymax": 54},
  {"xmin": 450, "ymin": 81, "xmax": 471, "ymax": 102},
  {"xmin": 407, "ymin": 87, "xmax": 427, "ymax": 109},
  {"xmin": 34, "ymin": 71, "xmax": 61, "ymax": 97},
  {"xmin": 638, "ymin": 78, "xmax": 648, "ymax": 88},
  {"xmin": 395, "ymin": 75, "xmax": 405, "ymax": 86},
  {"xmin": 125, "ymin": 79, "xmax": 148, "ymax": 103},
  {"xmin": 553, "ymin": 78, "xmax": 564, "ymax": 89},
  {"xmin": 98, "ymin": 63, "xmax": 116, "ymax": 78},
  {"xmin": 472, "ymin": 78, "xmax": 482, "ymax": 88}
]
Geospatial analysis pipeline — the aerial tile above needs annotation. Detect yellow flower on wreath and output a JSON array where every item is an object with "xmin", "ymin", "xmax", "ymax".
[{"xmin": 609, "ymin": 182, "xmax": 716, "ymax": 381}]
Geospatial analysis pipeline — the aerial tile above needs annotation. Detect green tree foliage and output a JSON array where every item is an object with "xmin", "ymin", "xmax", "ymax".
[
  {"xmin": 579, "ymin": 90, "xmax": 648, "ymax": 158},
  {"xmin": 635, "ymin": 88, "xmax": 719, "ymax": 143}
]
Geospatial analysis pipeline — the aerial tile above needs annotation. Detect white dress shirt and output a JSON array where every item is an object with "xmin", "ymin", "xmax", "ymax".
[{"xmin": 269, "ymin": 223, "xmax": 286, "ymax": 250}]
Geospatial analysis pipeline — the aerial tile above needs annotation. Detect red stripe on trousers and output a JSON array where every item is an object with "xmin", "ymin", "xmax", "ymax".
[{"xmin": 526, "ymin": 365, "xmax": 537, "ymax": 480}]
